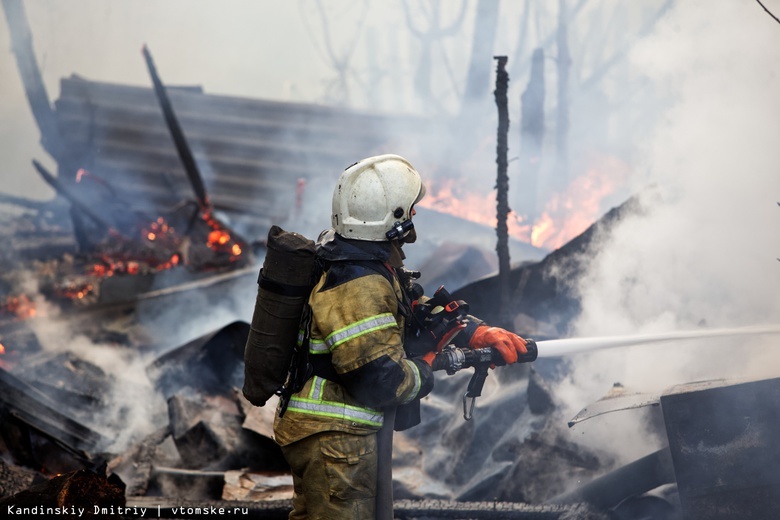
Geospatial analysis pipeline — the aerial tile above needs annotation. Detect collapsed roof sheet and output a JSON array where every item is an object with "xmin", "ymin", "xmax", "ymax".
[{"xmin": 53, "ymin": 75, "xmax": 438, "ymax": 222}]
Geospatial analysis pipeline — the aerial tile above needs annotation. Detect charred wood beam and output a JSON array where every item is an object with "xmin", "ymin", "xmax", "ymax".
[
  {"xmin": 493, "ymin": 56, "xmax": 512, "ymax": 329},
  {"xmin": 0, "ymin": 469, "xmax": 125, "ymax": 511},
  {"xmin": 0, "ymin": 366, "xmax": 109, "ymax": 456},
  {"xmin": 142, "ymin": 45, "xmax": 210, "ymax": 213},
  {"xmin": 1, "ymin": 0, "xmax": 65, "ymax": 161},
  {"xmin": 548, "ymin": 447, "xmax": 675, "ymax": 510},
  {"xmin": 32, "ymin": 160, "xmax": 118, "ymax": 237}
]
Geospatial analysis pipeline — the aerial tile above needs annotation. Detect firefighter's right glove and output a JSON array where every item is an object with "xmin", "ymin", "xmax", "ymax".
[{"xmin": 469, "ymin": 325, "xmax": 528, "ymax": 365}]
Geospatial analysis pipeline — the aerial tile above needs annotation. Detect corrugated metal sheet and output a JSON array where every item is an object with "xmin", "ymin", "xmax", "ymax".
[{"xmin": 53, "ymin": 75, "xmax": 441, "ymax": 224}]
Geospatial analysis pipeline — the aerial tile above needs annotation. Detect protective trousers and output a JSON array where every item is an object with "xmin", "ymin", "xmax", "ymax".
[{"xmin": 281, "ymin": 430, "xmax": 377, "ymax": 519}]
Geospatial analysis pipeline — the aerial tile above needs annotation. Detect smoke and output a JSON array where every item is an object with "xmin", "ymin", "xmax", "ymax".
[
  {"xmin": 26, "ymin": 305, "xmax": 167, "ymax": 453},
  {"xmin": 554, "ymin": 0, "xmax": 780, "ymax": 464}
]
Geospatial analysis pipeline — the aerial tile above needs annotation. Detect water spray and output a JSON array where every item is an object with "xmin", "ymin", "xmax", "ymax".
[
  {"xmin": 432, "ymin": 324, "xmax": 780, "ymax": 420},
  {"xmin": 534, "ymin": 324, "xmax": 780, "ymax": 358}
]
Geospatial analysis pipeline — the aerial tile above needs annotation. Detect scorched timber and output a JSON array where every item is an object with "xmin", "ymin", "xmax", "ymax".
[{"xmin": 0, "ymin": 366, "xmax": 108, "ymax": 453}]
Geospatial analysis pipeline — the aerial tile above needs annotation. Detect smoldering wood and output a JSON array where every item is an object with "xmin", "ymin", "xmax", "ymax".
[
  {"xmin": 166, "ymin": 391, "xmax": 287, "ymax": 474},
  {"xmin": 0, "ymin": 366, "xmax": 108, "ymax": 454},
  {"xmin": 0, "ymin": 468, "xmax": 125, "ymax": 512},
  {"xmin": 32, "ymin": 159, "xmax": 118, "ymax": 237},
  {"xmin": 108, "ymin": 426, "xmax": 172, "ymax": 497},
  {"xmin": 13, "ymin": 351, "xmax": 111, "ymax": 413},
  {"xmin": 0, "ymin": 458, "xmax": 39, "ymax": 499},
  {"xmin": 147, "ymin": 321, "xmax": 249, "ymax": 398},
  {"xmin": 548, "ymin": 448, "xmax": 675, "ymax": 510}
]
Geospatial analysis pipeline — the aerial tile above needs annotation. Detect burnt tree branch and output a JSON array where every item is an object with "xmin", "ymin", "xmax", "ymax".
[{"xmin": 756, "ymin": 0, "xmax": 780, "ymax": 24}]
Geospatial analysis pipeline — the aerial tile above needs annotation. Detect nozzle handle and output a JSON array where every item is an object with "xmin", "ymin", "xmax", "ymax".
[{"xmin": 518, "ymin": 339, "xmax": 538, "ymax": 363}]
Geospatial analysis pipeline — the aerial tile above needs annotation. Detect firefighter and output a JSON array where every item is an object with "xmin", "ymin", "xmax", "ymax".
[{"xmin": 273, "ymin": 154, "xmax": 529, "ymax": 519}]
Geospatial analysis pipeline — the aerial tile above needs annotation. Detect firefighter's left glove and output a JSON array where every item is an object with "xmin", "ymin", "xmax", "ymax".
[{"xmin": 469, "ymin": 325, "xmax": 528, "ymax": 365}]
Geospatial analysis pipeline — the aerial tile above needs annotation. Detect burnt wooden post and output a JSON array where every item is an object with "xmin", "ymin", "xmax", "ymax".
[
  {"xmin": 493, "ymin": 56, "xmax": 511, "ymax": 329},
  {"xmin": 142, "ymin": 45, "xmax": 211, "ymax": 213}
]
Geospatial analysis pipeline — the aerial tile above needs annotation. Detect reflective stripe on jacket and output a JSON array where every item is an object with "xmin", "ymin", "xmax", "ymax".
[{"xmin": 274, "ymin": 267, "xmax": 434, "ymax": 446}]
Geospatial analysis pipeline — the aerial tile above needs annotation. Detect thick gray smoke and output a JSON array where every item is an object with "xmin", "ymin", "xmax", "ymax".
[{"xmin": 554, "ymin": 0, "xmax": 780, "ymax": 464}]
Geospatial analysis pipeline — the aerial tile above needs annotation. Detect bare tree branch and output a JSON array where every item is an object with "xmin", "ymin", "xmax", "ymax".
[{"xmin": 756, "ymin": 0, "xmax": 780, "ymax": 25}]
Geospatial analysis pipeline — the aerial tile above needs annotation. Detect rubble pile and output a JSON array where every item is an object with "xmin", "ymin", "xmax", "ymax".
[{"xmin": 0, "ymin": 175, "xmax": 615, "ymax": 518}]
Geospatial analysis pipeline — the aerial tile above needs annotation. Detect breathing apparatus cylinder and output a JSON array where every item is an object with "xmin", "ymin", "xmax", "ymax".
[{"xmin": 242, "ymin": 226, "xmax": 318, "ymax": 407}]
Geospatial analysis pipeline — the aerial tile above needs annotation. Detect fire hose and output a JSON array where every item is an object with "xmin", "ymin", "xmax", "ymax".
[{"xmin": 431, "ymin": 340, "xmax": 538, "ymax": 420}]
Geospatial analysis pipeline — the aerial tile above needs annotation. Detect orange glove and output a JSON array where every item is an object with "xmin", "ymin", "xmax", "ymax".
[{"xmin": 469, "ymin": 326, "xmax": 528, "ymax": 365}]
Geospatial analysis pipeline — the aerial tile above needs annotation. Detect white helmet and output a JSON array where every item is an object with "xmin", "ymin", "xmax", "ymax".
[{"xmin": 332, "ymin": 154, "xmax": 426, "ymax": 241}]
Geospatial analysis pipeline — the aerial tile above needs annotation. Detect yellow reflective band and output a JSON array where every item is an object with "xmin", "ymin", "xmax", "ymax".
[
  {"xmin": 298, "ymin": 329, "xmax": 329, "ymax": 354},
  {"xmin": 402, "ymin": 359, "xmax": 422, "ymax": 404},
  {"xmin": 325, "ymin": 313, "xmax": 397, "ymax": 350},
  {"xmin": 309, "ymin": 376, "xmax": 326, "ymax": 400},
  {"xmin": 287, "ymin": 397, "xmax": 383, "ymax": 427},
  {"xmin": 308, "ymin": 338, "xmax": 328, "ymax": 354}
]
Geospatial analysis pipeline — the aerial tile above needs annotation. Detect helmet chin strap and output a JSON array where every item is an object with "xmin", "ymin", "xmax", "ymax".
[{"xmin": 385, "ymin": 219, "xmax": 414, "ymax": 240}]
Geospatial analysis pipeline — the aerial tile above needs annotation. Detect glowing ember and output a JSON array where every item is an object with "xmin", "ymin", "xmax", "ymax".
[
  {"xmin": 0, "ymin": 343, "xmax": 5, "ymax": 355},
  {"xmin": 54, "ymin": 280, "xmax": 96, "ymax": 302},
  {"xmin": 208, "ymin": 229, "xmax": 231, "ymax": 246},
  {"xmin": 202, "ymin": 211, "xmax": 245, "ymax": 262},
  {"xmin": 1, "ymin": 294, "xmax": 37, "ymax": 321}
]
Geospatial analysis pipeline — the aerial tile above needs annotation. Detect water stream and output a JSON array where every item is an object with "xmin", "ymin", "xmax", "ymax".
[{"xmin": 535, "ymin": 324, "xmax": 780, "ymax": 358}]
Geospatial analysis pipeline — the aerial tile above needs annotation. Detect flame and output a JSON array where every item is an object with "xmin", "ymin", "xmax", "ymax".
[
  {"xmin": 0, "ymin": 342, "xmax": 9, "ymax": 371},
  {"xmin": 530, "ymin": 155, "xmax": 629, "ymax": 249},
  {"xmin": 1, "ymin": 294, "xmax": 37, "ymax": 321},
  {"xmin": 417, "ymin": 179, "xmax": 533, "ymax": 239},
  {"xmin": 419, "ymin": 153, "xmax": 628, "ymax": 250}
]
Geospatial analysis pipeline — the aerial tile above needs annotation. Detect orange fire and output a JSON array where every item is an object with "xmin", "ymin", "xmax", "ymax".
[
  {"xmin": 418, "ymin": 153, "xmax": 629, "ymax": 250},
  {"xmin": 417, "ymin": 179, "xmax": 533, "ymax": 239},
  {"xmin": 530, "ymin": 155, "xmax": 629, "ymax": 249},
  {"xmin": 0, "ymin": 343, "xmax": 5, "ymax": 355},
  {"xmin": 203, "ymin": 210, "xmax": 244, "ymax": 262},
  {"xmin": 1, "ymin": 294, "xmax": 37, "ymax": 321},
  {"xmin": 54, "ymin": 281, "xmax": 96, "ymax": 302}
]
